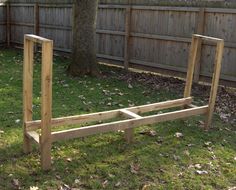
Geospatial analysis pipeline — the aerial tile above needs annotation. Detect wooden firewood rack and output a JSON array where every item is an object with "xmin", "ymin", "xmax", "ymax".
[{"xmin": 23, "ymin": 34, "xmax": 224, "ymax": 170}]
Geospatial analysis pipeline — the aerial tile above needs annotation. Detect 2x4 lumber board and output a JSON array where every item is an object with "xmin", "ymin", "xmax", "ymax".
[
  {"xmin": 194, "ymin": 8, "xmax": 205, "ymax": 83},
  {"xmin": 51, "ymin": 106, "xmax": 208, "ymax": 142},
  {"xmin": 25, "ymin": 97, "xmax": 192, "ymax": 131},
  {"xmin": 184, "ymin": 37, "xmax": 199, "ymax": 98},
  {"xmin": 25, "ymin": 34, "xmax": 52, "ymax": 44},
  {"xmin": 127, "ymin": 97, "xmax": 192, "ymax": 114},
  {"xmin": 193, "ymin": 34, "xmax": 223, "ymax": 43},
  {"xmin": 205, "ymin": 41, "xmax": 224, "ymax": 130},
  {"xmin": 26, "ymin": 110, "xmax": 121, "ymax": 131},
  {"xmin": 26, "ymin": 131, "xmax": 40, "ymax": 144},
  {"xmin": 23, "ymin": 38, "xmax": 34, "ymax": 153},
  {"xmin": 120, "ymin": 109, "xmax": 142, "ymax": 119},
  {"xmin": 40, "ymin": 41, "xmax": 53, "ymax": 170}
]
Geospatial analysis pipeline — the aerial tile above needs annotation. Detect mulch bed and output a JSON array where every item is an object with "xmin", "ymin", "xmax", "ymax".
[{"xmin": 103, "ymin": 67, "xmax": 236, "ymax": 126}]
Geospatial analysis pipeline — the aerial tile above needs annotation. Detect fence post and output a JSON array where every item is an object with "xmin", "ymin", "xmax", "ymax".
[
  {"xmin": 124, "ymin": 6, "xmax": 131, "ymax": 70},
  {"xmin": 193, "ymin": 8, "xmax": 205, "ymax": 83},
  {"xmin": 34, "ymin": 3, "xmax": 39, "ymax": 36},
  {"xmin": 6, "ymin": 3, "xmax": 10, "ymax": 47}
]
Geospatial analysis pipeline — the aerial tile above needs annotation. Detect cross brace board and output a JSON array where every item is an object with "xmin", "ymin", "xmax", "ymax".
[{"xmin": 22, "ymin": 34, "xmax": 224, "ymax": 170}]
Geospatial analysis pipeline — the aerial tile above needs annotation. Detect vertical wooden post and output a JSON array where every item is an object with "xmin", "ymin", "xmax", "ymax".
[
  {"xmin": 34, "ymin": 3, "xmax": 39, "ymax": 36},
  {"xmin": 124, "ymin": 6, "xmax": 131, "ymax": 70},
  {"xmin": 193, "ymin": 8, "xmax": 205, "ymax": 83},
  {"xmin": 205, "ymin": 41, "xmax": 224, "ymax": 130},
  {"xmin": 6, "ymin": 3, "xmax": 10, "ymax": 47},
  {"xmin": 23, "ymin": 37, "xmax": 34, "ymax": 153},
  {"xmin": 40, "ymin": 41, "xmax": 53, "ymax": 170},
  {"xmin": 125, "ymin": 127, "xmax": 134, "ymax": 144},
  {"xmin": 124, "ymin": 7, "xmax": 133, "ymax": 141},
  {"xmin": 184, "ymin": 36, "xmax": 199, "ymax": 98}
]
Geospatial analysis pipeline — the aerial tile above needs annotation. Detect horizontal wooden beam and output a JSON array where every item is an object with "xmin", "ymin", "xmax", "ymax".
[
  {"xmin": 126, "ymin": 97, "xmax": 192, "ymax": 113},
  {"xmin": 10, "ymin": 22, "xmax": 34, "ymax": 27},
  {"xmin": 25, "ymin": 34, "xmax": 52, "ymax": 44},
  {"xmin": 193, "ymin": 34, "xmax": 224, "ymax": 43},
  {"xmin": 51, "ymin": 105, "xmax": 208, "ymax": 142},
  {"xmin": 9, "ymin": 3, "xmax": 34, "ymax": 7},
  {"xmin": 131, "ymin": 5, "xmax": 200, "ymax": 12},
  {"xmin": 26, "ymin": 131, "xmax": 40, "ymax": 144},
  {"xmin": 97, "ymin": 54, "xmax": 124, "ymax": 61},
  {"xmin": 130, "ymin": 32, "xmax": 191, "ymax": 43},
  {"xmin": 25, "ymin": 97, "xmax": 192, "ymax": 131},
  {"xmin": 97, "ymin": 29, "xmax": 125, "ymax": 36},
  {"xmin": 120, "ymin": 109, "xmax": 142, "ymax": 119}
]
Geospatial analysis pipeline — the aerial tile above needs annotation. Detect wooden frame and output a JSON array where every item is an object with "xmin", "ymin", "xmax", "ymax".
[{"xmin": 23, "ymin": 34, "xmax": 224, "ymax": 170}]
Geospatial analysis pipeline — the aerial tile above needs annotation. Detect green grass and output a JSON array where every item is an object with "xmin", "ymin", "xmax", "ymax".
[{"xmin": 0, "ymin": 49, "xmax": 235, "ymax": 190}]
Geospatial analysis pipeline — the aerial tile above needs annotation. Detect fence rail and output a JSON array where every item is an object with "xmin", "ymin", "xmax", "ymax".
[{"xmin": 0, "ymin": 3, "xmax": 236, "ymax": 84}]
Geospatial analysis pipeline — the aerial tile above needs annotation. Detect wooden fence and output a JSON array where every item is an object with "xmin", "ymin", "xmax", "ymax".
[{"xmin": 0, "ymin": 3, "xmax": 236, "ymax": 83}]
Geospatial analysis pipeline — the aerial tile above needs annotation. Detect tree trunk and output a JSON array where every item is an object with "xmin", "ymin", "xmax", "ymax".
[{"xmin": 68, "ymin": 0, "xmax": 100, "ymax": 76}]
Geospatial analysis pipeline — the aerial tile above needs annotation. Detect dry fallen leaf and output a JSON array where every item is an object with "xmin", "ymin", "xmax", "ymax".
[
  {"xmin": 115, "ymin": 181, "xmax": 121, "ymax": 187},
  {"xmin": 183, "ymin": 150, "xmax": 190, "ymax": 156},
  {"xmin": 15, "ymin": 119, "xmax": 21, "ymax": 124},
  {"xmin": 60, "ymin": 184, "xmax": 70, "ymax": 190},
  {"xmin": 174, "ymin": 132, "xmax": 184, "ymax": 138},
  {"xmin": 142, "ymin": 184, "xmax": 151, "ymax": 190},
  {"xmin": 139, "ymin": 130, "xmax": 157, "ymax": 137},
  {"xmin": 30, "ymin": 186, "xmax": 39, "ymax": 190},
  {"xmin": 102, "ymin": 180, "xmax": 109, "ymax": 188},
  {"xmin": 204, "ymin": 142, "xmax": 212, "ymax": 146},
  {"xmin": 130, "ymin": 162, "xmax": 140, "ymax": 174},
  {"xmin": 11, "ymin": 179, "xmax": 20, "ymax": 189},
  {"xmin": 128, "ymin": 84, "xmax": 133, "ymax": 89},
  {"xmin": 66, "ymin": 158, "xmax": 72, "ymax": 162},
  {"xmin": 196, "ymin": 170, "xmax": 208, "ymax": 175},
  {"xmin": 74, "ymin": 178, "xmax": 80, "ymax": 184},
  {"xmin": 194, "ymin": 164, "xmax": 202, "ymax": 169}
]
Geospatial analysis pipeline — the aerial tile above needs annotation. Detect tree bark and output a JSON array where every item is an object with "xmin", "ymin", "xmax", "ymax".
[{"xmin": 68, "ymin": 0, "xmax": 100, "ymax": 76}]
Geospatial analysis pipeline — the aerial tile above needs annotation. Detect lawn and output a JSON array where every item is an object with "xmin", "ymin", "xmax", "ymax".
[{"xmin": 0, "ymin": 48, "xmax": 235, "ymax": 190}]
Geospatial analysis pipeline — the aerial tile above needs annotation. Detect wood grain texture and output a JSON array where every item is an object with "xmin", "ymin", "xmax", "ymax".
[
  {"xmin": 40, "ymin": 40, "xmax": 53, "ymax": 170},
  {"xmin": 23, "ymin": 37, "xmax": 34, "ymax": 153}
]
